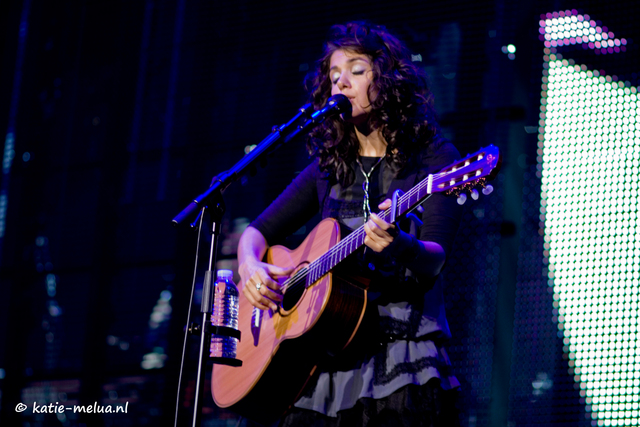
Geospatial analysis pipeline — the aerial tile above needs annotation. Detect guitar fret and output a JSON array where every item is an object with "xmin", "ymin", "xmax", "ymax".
[{"xmin": 306, "ymin": 266, "xmax": 313, "ymax": 286}]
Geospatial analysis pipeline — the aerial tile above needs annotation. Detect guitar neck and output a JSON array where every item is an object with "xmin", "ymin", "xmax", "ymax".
[
  {"xmin": 305, "ymin": 145, "xmax": 500, "ymax": 285},
  {"xmin": 306, "ymin": 176, "xmax": 433, "ymax": 285}
]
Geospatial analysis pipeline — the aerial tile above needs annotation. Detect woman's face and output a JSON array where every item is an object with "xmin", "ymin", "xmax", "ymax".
[{"xmin": 328, "ymin": 49, "xmax": 375, "ymax": 126}]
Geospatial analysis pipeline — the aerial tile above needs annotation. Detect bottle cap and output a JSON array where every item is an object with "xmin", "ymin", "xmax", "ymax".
[{"xmin": 216, "ymin": 269, "xmax": 234, "ymax": 281}]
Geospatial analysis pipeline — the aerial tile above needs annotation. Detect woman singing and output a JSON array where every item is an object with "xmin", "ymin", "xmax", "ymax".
[{"xmin": 238, "ymin": 22, "xmax": 462, "ymax": 426}]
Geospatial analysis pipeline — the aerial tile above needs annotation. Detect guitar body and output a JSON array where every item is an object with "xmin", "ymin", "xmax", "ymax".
[{"xmin": 211, "ymin": 218, "xmax": 368, "ymax": 422}]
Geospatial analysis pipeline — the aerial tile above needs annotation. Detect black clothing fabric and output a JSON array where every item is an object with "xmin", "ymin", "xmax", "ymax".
[{"xmin": 279, "ymin": 379, "xmax": 461, "ymax": 427}]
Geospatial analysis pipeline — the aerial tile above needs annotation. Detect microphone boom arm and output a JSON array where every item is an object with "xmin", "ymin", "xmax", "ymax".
[{"xmin": 172, "ymin": 94, "xmax": 351, "ymax": 226}]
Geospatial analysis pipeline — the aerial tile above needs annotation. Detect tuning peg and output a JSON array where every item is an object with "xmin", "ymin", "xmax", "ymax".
[
  {"xmin": 457, "ymin": 193, "xmax": 467, "ymax": 205},
  {"xmin": 482, "ymin": 185, "xmax": 494, "ymax": 195},
  {"xmin": 470, "ymin": 189, "xmax": 479, "ymax": 200}
]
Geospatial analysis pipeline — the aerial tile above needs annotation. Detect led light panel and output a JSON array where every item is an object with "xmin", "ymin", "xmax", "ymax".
[
  {"xmin": 539, "ymin": 10, "xmax": 640, "ymax": 426},
  {"xmin": 539, "ymin": 9, "xmax": 627, "ymax": 55}
]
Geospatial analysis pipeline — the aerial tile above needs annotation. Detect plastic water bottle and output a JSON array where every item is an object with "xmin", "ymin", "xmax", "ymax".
[{"xmin": 210, "ymin": 269, "xmax": 239, "ymax": 359}]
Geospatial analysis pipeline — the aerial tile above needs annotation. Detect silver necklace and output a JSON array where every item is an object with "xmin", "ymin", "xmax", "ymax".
[{"xmin": 356, "ymin": 156, "xmax": 385, "ymax": 223}]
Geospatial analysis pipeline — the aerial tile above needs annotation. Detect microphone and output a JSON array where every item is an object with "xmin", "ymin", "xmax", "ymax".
[
  {"xmin": 308, "ymin": 94, "xmax": 352, "ymax": 124},
  {"xmin": 281, "ymin": 94, "xmax": 352, "ymax": 146}
]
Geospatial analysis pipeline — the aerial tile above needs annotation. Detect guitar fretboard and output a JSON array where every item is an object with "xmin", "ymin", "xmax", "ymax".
[
  {"xmin": 305, "ymin": 173, "xmax": 435, "ymax": 285},
  {"xmin": 279, "ymin": 145, "xmax": 498, "ymax": 292}
]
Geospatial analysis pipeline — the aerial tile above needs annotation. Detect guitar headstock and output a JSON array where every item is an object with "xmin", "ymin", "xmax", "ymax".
[{"xmin": 430, "ymin": 145, "xmax": 501, "ymax": 204}]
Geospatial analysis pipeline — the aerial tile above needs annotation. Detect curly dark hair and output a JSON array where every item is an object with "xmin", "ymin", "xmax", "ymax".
[{"xmin": 306, "ymin": 22, "xmax": 441, "ymax": 186}]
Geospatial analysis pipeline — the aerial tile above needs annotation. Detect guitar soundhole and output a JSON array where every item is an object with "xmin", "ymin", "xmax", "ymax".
[{"xmin": 281, "ymin": 274, "xmax": 306, "ymax": 312}]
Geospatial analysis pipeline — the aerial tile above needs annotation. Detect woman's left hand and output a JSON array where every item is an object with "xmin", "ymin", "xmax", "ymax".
[
  {"xmin": 363, "ymin": 199, "xmax": 398, "ymax": 253},
  {"xmin": 364, "ymin": 199, "xmax": 446, "ymax": 276}
]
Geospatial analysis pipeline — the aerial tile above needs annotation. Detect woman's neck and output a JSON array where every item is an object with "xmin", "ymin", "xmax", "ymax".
[{"xmin": 355, "ymin": 125, "xmax": 387, "ymax": 157}]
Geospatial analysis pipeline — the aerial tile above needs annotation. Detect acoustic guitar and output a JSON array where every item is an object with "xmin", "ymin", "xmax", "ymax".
[{"xmin": 211, "ymin": 145, "xmax": 500, "ymax": 422}]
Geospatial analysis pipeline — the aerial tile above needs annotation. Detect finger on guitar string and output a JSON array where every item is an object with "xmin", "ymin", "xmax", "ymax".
[
  {"xmin": 241, "ymin": 262, "xmax": 293, "ymax": 311},
  {"xmin": 369, "ymin": 212, "xmax": 395, "ymax": 235},
  {"xmin": 377, "ymin": 198, "xmax": 392, "ymax": 211},
  {"xmin": 244, "ymin": 279, "xmax": 279, "ymax": 312},
  {"xmin": 254, "ymin": 277, "xmax": 283, "ymax": 312},
  {"xmin": 364, "ymin": 213, "xmax": 396, "ymax": 253},
  {"xmin": 242, "ymin": 284, "xmax": 271, "ymax": 311}
]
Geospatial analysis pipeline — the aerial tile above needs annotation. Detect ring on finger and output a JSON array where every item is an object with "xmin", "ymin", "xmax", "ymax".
[{"xmin": 255, "ymin": 282, "xmax": 263, "ymax": 292}]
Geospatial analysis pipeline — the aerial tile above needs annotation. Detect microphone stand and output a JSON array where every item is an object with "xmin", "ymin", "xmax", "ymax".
[
  {"xmin": 172, "ymin": 103, "xmax": 312, "ymax": 227},
  {"xmin": 173, "ymin": 94, "xmax": 350, "ymax": 227},
  {"xmin": 171, "ymin": 95, "xmax": 349, "ymax": 427}
]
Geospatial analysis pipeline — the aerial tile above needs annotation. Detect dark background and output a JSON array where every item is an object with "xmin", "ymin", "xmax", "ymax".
[{"xmin": 0, "ymin": 0, "xmax": 638, "ymax": 426}]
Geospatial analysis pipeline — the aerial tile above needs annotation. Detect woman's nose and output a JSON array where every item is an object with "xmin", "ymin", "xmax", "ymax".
[{"xmin": 336, "ymin": 76, "xmax": 349, "ymax": 90}]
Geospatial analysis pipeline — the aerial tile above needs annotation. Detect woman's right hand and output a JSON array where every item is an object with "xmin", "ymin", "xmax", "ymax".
[
  {"xmin": 239, "ymin": 258, "xmax": 292, "ymax": 312},
  {"xmin": 237, "ymin": 226, "xmax": 293, "ymax": 312}
]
